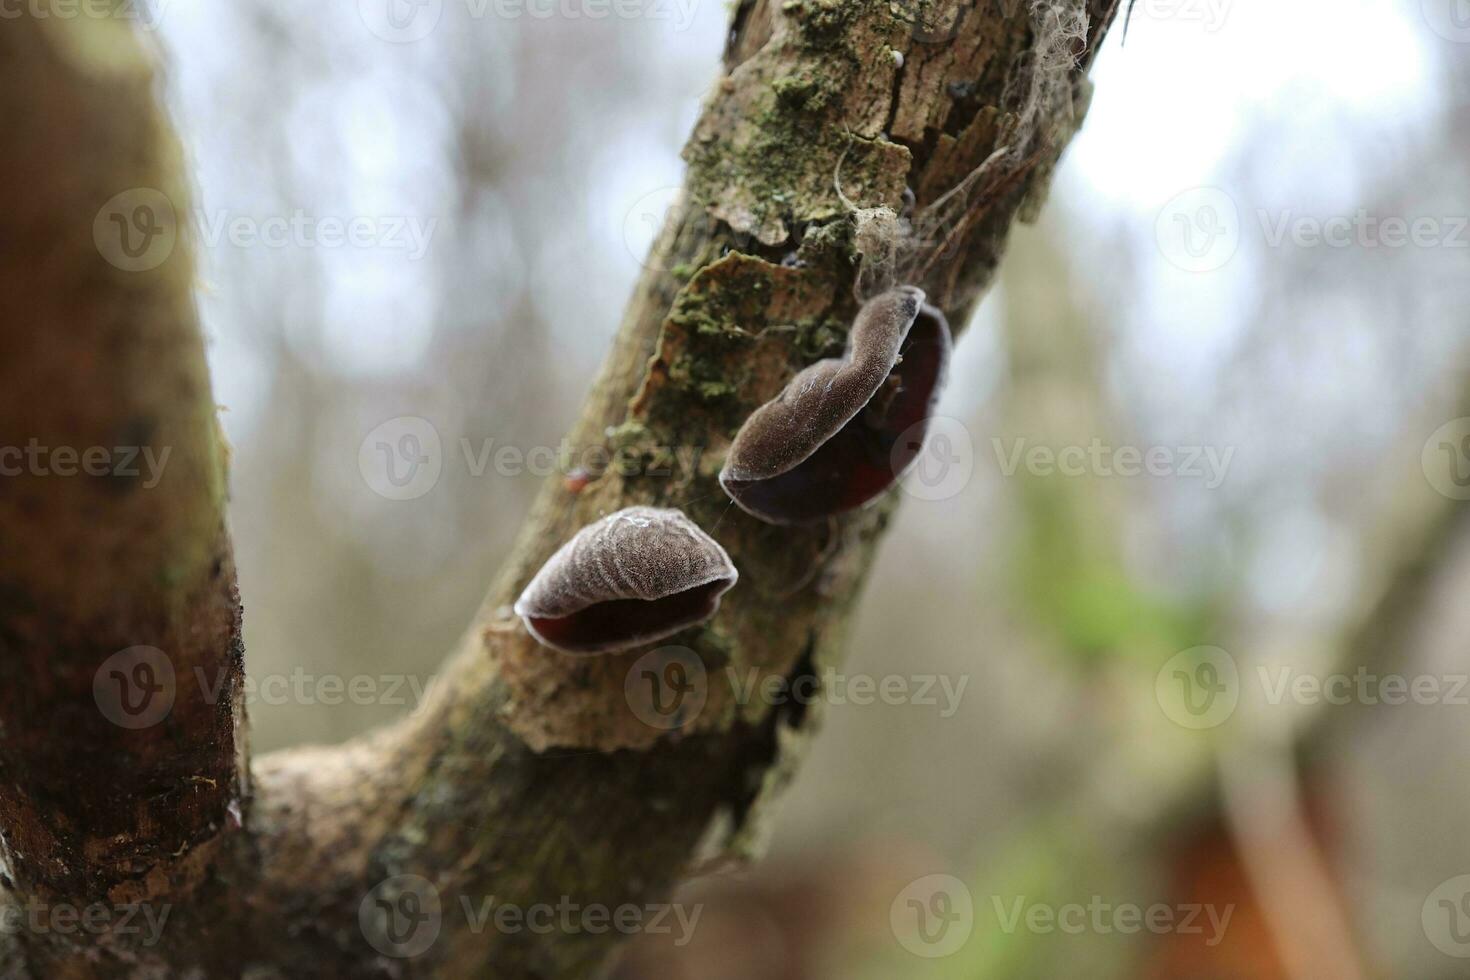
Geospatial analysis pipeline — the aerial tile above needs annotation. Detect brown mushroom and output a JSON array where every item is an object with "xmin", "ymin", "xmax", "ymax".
[
  {"xmin": 514, "ymin": 506, "xmax": 738, "ymax": 654},
  {"xmin": 720, "ymin": 286, "xmax": 952, "ymax": 524}
]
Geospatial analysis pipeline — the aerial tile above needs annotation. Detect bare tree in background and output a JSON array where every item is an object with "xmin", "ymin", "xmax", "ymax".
[{"xmin": 0, "ymin": 1, "xmax": 1122, "ymax": 975}]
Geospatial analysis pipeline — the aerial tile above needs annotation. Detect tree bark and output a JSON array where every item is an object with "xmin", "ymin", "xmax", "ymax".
[
  {"xmin": 0, "ymin": 12, "xmax": 245, "ymax": 925},
  {"xmin": 0, "ymin": 1, "xmax": 1120, "ymax": 976}
]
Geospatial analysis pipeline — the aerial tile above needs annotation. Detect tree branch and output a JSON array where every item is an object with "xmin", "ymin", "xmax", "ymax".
[
  {"xmin": 0, "ymin": 1, "xmax": 1120, "ymax": 975},
  {"xmin": 251, "ymin": 0, "xmax": 1121, "ymax": 975},
  {"xmin": 0, "ymin": 15, "xmax": 244, "ymax": 919}
]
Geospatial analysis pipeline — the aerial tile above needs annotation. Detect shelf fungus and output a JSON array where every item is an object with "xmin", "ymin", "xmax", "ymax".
[
  {"xmin": 513, "ymin": 506, "xmax": 738, "ymax": 654},
  {"xmin": 719, "ymin": 285, "xmax": 952, "ymax": 524}
]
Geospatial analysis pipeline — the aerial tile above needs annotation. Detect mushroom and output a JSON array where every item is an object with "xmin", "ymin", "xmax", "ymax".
[
  {"xmin": 719, "ymin": 285, "xmax": 952, "ymax": 524},
  {"xmin": 514, "ymin": 506, "xmax": 738, "ymax": 654}
]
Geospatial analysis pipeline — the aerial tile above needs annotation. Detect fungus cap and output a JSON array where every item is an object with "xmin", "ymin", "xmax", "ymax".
[
  {"xmin": 720, "ymin": 286, "xmax": 952, "ymax": 524},
  {"xmin": 514, "ymin": 506, "xmax": 738, "ymax": 654}
]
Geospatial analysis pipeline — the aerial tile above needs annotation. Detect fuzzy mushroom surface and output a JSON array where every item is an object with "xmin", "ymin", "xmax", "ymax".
[
  {"xmin": 513, "ymin": 506, "xmax": 738, "ymax": 654},
  {"xmin": 719, "ymin": 285, "xmax": 952, "ymax": 524}
]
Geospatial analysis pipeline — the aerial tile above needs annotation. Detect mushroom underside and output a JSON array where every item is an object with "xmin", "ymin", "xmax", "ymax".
[{"xmin": 524, "ymin": 579, "xmax": 731, "ymax": 654}]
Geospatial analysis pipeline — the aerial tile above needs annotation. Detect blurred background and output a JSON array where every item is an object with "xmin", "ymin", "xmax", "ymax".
[{"xmin": 151, "ymin": 0, "xmax": 1470, "ymax": 975}]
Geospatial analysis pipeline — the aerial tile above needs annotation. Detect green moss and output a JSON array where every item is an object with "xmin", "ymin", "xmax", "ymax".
[
  {"xmin": 740, "ymin": 93, "xmax": 845, "ymax": 214},
  {"xmin": 796, "ymin": 213, "xmax": 853, "ymax": 259},
  {"xmin": 667, "ymin": 351, "xmax": 747, "ymax": 416},
  {"xmin": 642, "ymin": 256, "xmax": 800, "ymax": 444},
  {"xmin": 783, "ymin": 0, "xmax": 862, "ymax": 45},
  {"xmin": 667, "ymin": 260, "xmax": 773, "ymax": 339},
  {"xmin": 696, "ymin": 380, "xmax": 739, "ymax": 400},
  {"xmin": 606, "ymin": 420, "xmax": 651, "ymax": 450},
  {"xmin": 771, "ymin": 73, "xmax": 831, "ymax": 113},
  {"xmin": 683, "ymin": 32, "xmax": 909, "ymax": 245},
  {"xmin": 791, "ymin": 315, "xmax": 847, "ymax": 359}
]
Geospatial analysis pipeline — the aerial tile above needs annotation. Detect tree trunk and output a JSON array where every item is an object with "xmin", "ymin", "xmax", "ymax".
[{"xmin": 0, "ymin": 1, "xmax": 1120, "ymax": 976}]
